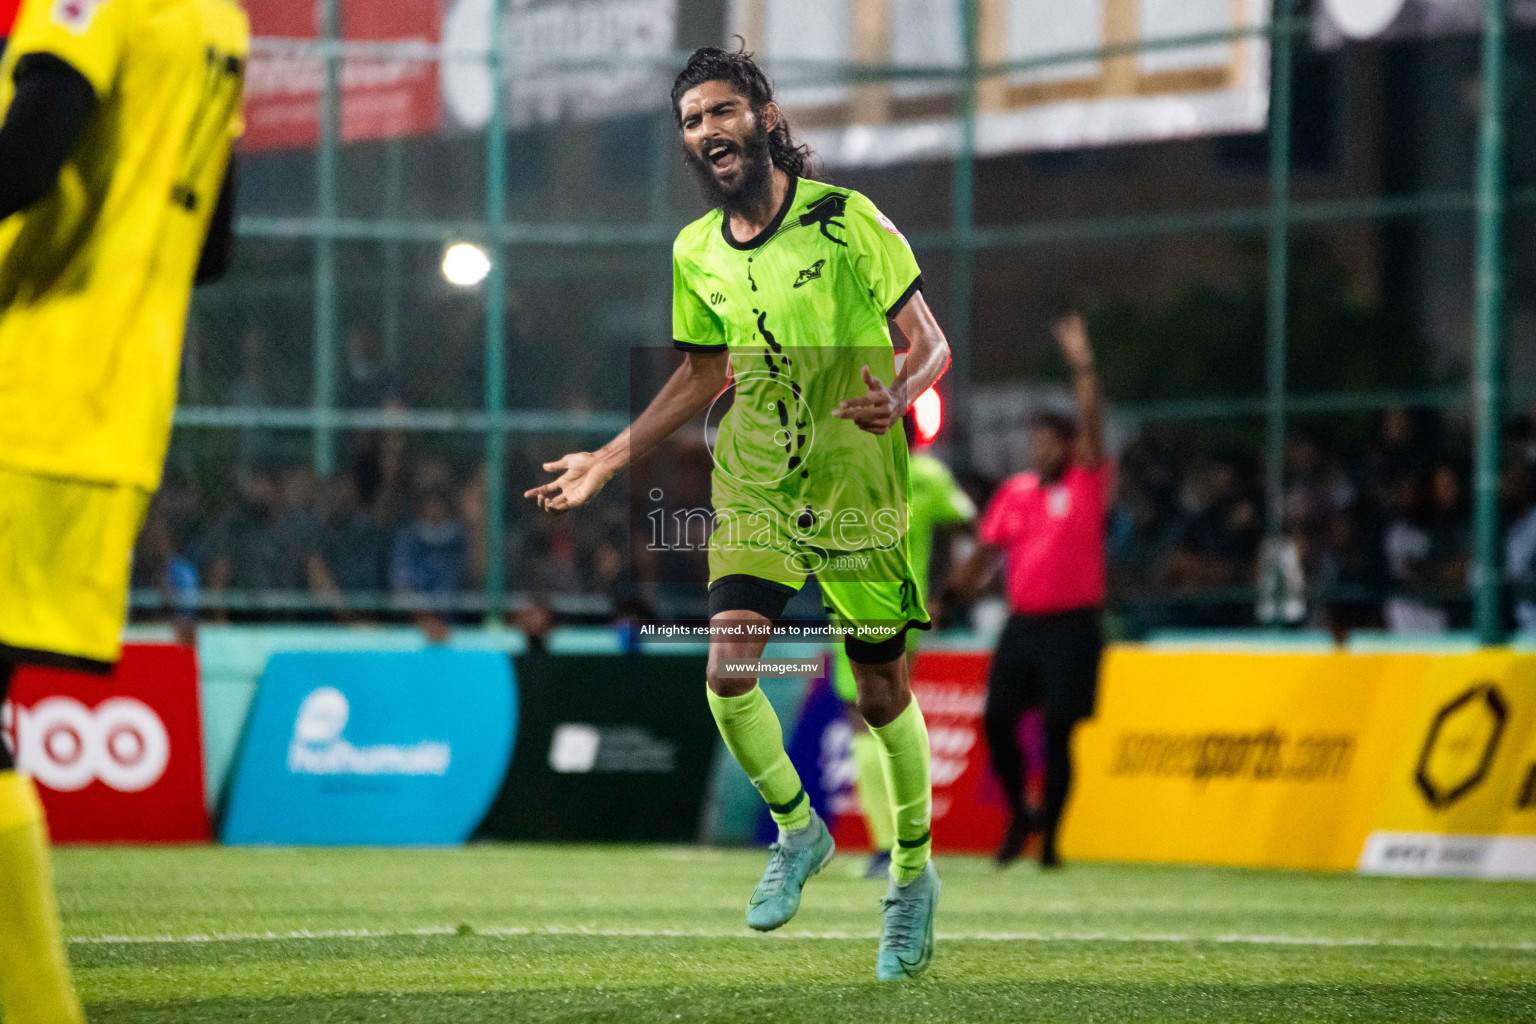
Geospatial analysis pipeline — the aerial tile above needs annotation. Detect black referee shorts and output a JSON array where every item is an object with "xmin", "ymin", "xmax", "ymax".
[{"xmin": 985, "ymin": 606, "xmax": 1104, "ymax": 723}]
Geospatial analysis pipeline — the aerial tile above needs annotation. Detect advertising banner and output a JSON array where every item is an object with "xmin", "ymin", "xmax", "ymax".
[
  {"xmin": 474, "ymin": 654, "xmax": 718, "ymax": 842},
  {"xmin": 907, "ymin": 650, "xmax": 1014, "ymax": 851},
  {"xmin": 2, "ymin": 645, "xmax": 209, "ymax": 843},
  {"xmin": 221, "ymin": 649, "xmax": 515, "ymax": 845},
  {"xmin": 790, "ymin": 650, "xmax": 1015, "ymax": 854},
  {"xmin": 441, "ymin": 0, "xmax": 678, "ymax": 131},
  {"xmin": 243, "ymin": 0, "xmax": 442, "ymax": 152},
  {"xmin": 1062, "ymin": 649, "xmax": 1536, "ymax": 877},
  {"xmin": 1357, "ymin": 651, "xmax": 1536, "ymax": 879},
  {"xmin": 729, "ymin": 0, "xmax": 1270, "ymax": 167}
]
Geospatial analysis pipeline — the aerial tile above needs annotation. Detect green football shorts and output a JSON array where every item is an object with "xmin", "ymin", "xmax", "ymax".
[{"xmin": 707, "ymin": 535, "xmax": 929, "ymax": 662}]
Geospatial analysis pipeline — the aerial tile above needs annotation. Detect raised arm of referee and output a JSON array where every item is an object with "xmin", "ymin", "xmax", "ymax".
[{"xmin": 946, "ymin": 313, "xmax": 1109, "ymax": 868}]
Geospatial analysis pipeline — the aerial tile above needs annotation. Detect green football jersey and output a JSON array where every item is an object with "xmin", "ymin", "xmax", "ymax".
[
  {"xmin": 672, "ymin": 177, "xmax": 924, "ymax": 580},
  {"xmin": 908, "ymin": 452, "xmax": 976, "ymax": 601}
]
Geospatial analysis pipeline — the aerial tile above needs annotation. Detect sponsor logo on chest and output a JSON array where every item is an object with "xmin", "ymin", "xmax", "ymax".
[{"xmin": 794, "ymin": 259, "xmax": 826, "ymax": 288}]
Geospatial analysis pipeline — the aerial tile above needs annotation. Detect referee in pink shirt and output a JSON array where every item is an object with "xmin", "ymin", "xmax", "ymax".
[{"xmin": 948, "ymin": 313, "xmax": 1108, "ymax": 868}]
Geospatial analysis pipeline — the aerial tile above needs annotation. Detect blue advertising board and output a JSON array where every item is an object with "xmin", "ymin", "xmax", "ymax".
[{"xmin": 222, "ymin": 649, "xmax": 516, "ymax": 845}]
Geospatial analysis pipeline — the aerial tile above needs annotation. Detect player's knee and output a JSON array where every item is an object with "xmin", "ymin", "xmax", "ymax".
[
  {"xmin": 705, "ymin": 652, "xmax": 758, "ymax": 698},
  {"xmin": 851, "ymin": 659, "xmax": 908, "ymax": 728},
  {"xmin": 855, "ymin": 690, "xmax": 902, "ymax": 728}
]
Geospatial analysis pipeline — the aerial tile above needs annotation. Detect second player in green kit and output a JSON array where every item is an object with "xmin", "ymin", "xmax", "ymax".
[
  {"xmin": 833, "ymin": 431, "xmax": 976, "ymax": 878},
  {"xmin": 528, "ymin": 46, "xmax": 953, "ymax": 981}
]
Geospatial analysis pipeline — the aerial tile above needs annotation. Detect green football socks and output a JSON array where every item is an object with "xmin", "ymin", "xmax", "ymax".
[
  {"xmin": 851, "ymin": 731, "xmax": 896, "ymax": 852},
  {"xmin": 707, "ymin": 685, "xmax": 811, "ymax": 832},
  {"xmin": 870, "ymin": 699, "xmax": 932, "ymax": 885}
]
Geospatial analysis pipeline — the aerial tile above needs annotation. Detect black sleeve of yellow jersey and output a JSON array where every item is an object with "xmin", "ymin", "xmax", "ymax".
[
  {"xmin": 195, "ymin": 158, "xmax": 238, "ymax": 286},
  {"xmin": 0, "ymin": 53, "xmax": 96, "ymax": 221}
]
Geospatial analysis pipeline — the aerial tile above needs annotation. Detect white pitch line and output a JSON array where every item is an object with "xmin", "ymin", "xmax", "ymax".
[{"xmin": 67, "ymin": 927, "xmax": 1536, "ymax": 952}]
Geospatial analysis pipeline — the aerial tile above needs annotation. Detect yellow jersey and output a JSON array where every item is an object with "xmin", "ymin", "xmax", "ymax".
[{"xmin": 0, "ymin": 0, "xmax": 249, "ymax": 489}]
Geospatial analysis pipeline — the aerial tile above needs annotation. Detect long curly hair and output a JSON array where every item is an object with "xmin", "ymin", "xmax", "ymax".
[{"xmin": 670, "ymin": 45, "xmax": 814, "ymax": 179}]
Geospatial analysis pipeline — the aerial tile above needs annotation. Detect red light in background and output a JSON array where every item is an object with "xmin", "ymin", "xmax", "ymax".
[{"xmin": 914, "ymin": 387, "xmax": 942, "ymax": 444}]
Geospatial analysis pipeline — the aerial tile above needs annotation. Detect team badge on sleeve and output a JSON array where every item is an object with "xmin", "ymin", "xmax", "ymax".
[{"xmin": 53, "ymin": 0, "xmax": 105, "ymax": 32}]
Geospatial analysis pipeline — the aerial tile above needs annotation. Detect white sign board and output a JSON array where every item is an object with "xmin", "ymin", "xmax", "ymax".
[
  {"xmin": 443, "ymin": 0, "xmax": 678, "ymax": 130},
  {"xmin": 730, "ymin": 0, "xmax": 1271, "ymax": 167}
]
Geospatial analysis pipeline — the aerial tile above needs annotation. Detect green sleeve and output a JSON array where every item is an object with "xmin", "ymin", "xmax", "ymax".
[
  {"xmin": 844, "ymin": 192, "xmax": 924, "ymax": 318},
  {"xmin": 672, "ymin": 245, "xmax": 726, "ymax": 353},
  {"xmin": 936, "ymin": 461, "xmax": 976, "ymax": 524},
  {"xmin": 911, "ymin": 455, "xmax": 975, "ymax": 529}
]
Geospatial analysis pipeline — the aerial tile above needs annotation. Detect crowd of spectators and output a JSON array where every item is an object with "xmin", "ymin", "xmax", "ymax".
[
  {"xmin": 1105, "ymin": 406, "xmax": 1536, "ymax": 634},
  {"xmin": 132, "ymin": 434, "xmax": 636, "ymax": 636},
  {"xmin": 131, "ymin": 389, "xmax": 1536, "ymax": 639}
]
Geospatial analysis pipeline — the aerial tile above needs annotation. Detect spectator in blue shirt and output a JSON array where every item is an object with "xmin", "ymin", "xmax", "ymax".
[{"xmin": 391, "ymin": 487, "xmax": 467, "ymax": 643}]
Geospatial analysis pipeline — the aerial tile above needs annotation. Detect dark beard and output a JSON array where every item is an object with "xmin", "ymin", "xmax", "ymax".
[{"xmin": 685, "ymin": 123, "xmax": 774, "ymax": 213}]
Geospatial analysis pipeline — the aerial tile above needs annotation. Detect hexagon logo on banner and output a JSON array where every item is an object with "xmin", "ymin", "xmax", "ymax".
[{"xmin": 1414, "ymin": 683, "xmax": 1507, "ymax": 810}]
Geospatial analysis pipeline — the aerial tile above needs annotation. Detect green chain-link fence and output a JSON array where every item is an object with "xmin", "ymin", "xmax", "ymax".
[{"xmin": 140, "ymin": 0, "xmax": 1524, "ymax": 641}]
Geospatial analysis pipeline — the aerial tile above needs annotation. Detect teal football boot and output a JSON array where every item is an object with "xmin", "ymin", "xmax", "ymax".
[
  {"xmin": 746, "ymin": 809, "xmax": 834, "ymax": 931},
  {"xmin": 876, "ymin": 861, "xmax": 940, "ymax": 980}
]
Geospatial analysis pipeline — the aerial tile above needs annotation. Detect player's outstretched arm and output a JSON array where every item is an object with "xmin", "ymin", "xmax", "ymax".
[
  {"xmin": 0, "ymin": 54, "xmax": 95, "ymax": 220},
  {"xmin": 1053, "ymin": 313, "xmax": 1105, "ymax": 469},
  {"xmin": 525, "ymin": 349, "xmax": 731, "ymax": 514},
  {"xmin": 834, "ymin": 291, "xmax": 951, "ymax": 435}
]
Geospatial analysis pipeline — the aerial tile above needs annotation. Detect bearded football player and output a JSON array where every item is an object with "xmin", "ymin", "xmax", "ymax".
[{"xmin": 527, "ymin": 46, "xmax": 951, "ymax": 980}]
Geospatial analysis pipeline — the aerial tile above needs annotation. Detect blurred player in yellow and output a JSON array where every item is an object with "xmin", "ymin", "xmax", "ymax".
[{"xmin": 0, "ymin": 0, "xmax": 248, "ymax": 1019}]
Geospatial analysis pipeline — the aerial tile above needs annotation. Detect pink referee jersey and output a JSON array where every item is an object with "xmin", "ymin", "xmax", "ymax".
[{"xmin": 978, "ymin": 463, "xmax": 1111, "ymax": 615}]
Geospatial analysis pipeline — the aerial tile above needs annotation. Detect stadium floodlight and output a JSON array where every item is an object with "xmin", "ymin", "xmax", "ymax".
[
  {"xmin": 1324, "ymin": 0, "xmax": 1407, "ymax": 39},
  {"xmin": 442, "ymin": 242, "xmax": 492, "ymax": 287},
  {"xmin": 914, "ymin": 386, "xmax": 941, "ymax": 444}
]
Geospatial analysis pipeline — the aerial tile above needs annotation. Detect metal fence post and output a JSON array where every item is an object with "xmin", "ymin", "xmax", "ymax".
[
  {"xmin": 381, "ymin": 138, "xmax": 406, "ymax": 373},
  {"xmin": 651, "ymin": 110, "xmax": 676, "ymax": 342},
  {"xmin": 1264, "ymin": 0, "xmax": 1294, "ymax": 541},
  {"xmin": 949, "ymin": 0, "xmax": 979, "ymax": 468},
  {"xmin": 313, "ymin": 0, "xmax": 341, "ymax": 477},
  {"xmin": 1473, "ymin": 0, "xmax": 1508, "ymax": 645},
  {"xmin": 484, "ymin": 0, "xmax": 510, "ymax": 622}
]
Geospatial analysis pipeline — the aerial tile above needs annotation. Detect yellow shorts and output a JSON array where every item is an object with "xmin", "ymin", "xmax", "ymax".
[{"xmin": 0, "ymin": 464, "xmax": 151, "ymax": 673}]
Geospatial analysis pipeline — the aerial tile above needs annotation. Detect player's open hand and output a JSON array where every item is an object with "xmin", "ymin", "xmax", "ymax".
[
  {"xmin": 523, "ymin": 452, "xmax": 613, "ymax": 514},
  {"xmin": 833, "ymin": 365, "xmax": 905, "ymax": 436},
  {"xmin": 1052, "ymin": 312, "xmax": 1094, "ymax": 372}
]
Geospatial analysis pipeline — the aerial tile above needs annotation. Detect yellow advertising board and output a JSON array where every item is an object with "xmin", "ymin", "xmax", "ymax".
[
  {"xmin": 1358, "ymin": 651, "xmax": 1536, "ymax": 877},
  {"xmin": 1060, "ymin": 648, "xmax": 1536, "ymax": 876}
]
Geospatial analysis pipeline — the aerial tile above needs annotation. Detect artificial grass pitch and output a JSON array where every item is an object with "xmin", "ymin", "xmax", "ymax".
[{"xmin": 54, "ymin": 845, "xmax": 1536, "ymax": 1023}]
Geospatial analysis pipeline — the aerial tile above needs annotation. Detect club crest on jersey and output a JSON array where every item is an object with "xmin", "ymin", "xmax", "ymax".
[
  {"xmin": 799, "ymin": 193, "xmax": 848, "ymax": 246},
  {"xmin": 53, "ymin": 0, "xmax": 104, "ymax": 33},
  {"xmin": 793, "ymin": 260, "xmax": 826, "ymax": 289}
]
